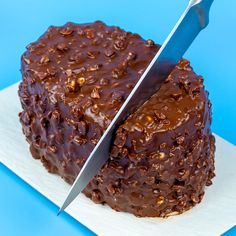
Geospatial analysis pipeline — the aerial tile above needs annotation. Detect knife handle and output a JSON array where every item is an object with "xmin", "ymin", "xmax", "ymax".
[{"xmin": 188, "ymin": 0, "xmax": 214, "ymax": 29}]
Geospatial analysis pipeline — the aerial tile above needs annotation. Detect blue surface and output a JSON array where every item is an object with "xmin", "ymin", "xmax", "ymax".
[
  {"xmin": 0, "ymin": 164, "xmax": 95, "ymax": 236},
  {"xmin": 0, "ymin": 0, "xmax": 235, "ymax": 235},
  {"xmin": 222, "ymin": 226, "xmax": 236, "ymax": 236}
]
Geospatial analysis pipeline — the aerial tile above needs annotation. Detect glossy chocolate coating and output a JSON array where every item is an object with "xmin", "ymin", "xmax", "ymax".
[{"xmin": 19, "ymin": 21, "xmax": 215, "ymax": 217}]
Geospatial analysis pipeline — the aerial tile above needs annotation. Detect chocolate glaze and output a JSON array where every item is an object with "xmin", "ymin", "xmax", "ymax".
[{"xmin": 18, "ymin": 21, "xmax": 215, "ymax": 217}]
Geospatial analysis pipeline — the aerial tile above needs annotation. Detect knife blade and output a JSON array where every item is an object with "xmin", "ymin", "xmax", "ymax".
[{"xmin": 58, "ymin": 0, "xmax": 214, "ymax": 214}]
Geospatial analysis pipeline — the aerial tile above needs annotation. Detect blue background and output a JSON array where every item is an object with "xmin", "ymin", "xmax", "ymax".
[{"xmin": 0, "ymin": 0, "xmax": 235, "ymax": 235}]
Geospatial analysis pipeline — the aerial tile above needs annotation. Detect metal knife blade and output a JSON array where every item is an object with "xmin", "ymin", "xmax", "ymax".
[{"xmin": 58, "ymin": 0, "xmax": 214, "ymax": 214}]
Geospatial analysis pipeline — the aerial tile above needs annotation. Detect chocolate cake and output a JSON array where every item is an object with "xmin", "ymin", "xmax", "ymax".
[{"xmin": 18, "ymin": 21, "xmax": 215, "ymax": 217}]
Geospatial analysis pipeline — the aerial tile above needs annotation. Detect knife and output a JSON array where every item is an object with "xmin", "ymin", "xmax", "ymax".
[{"xmin": 58, "ymin": 0, "xmax": 214, "ymax": 214}]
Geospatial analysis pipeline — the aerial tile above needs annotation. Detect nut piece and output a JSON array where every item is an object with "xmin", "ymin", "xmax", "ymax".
[
  {"xmin": 40, "ymin": 55, "xmax": 50, "ymax": 64},
  {"xmin": 57, "ymin": 43, "xmax": 68, "ymax": 51},
  {"xmin": 158, "ymin": 152, "xmax": 165, "ymax": 160},
  {"xmin": 126, "ymin": 52, "xmax": 136, "ymax": 61},
  {"xmin": 146, "ymin": 39, "xmax": 155, "ymax": 46},
  {"xmin": 87, "ymin": 64, "xmax": 102, "ymax": 72},
  {"xmin": 104, "ymin": 49, "xmax": 116, "ymax": 58},
  {"xmin": 177, "ymin": 59, "xmax": 191, "ymax": 70},
  {"xmin": 59, "ymin": 27, "xmax": 73, "ymax": 36},
  {"xmin": 47, "ymin": 145, "xmax": 57, "ymax": 153},
  {"xmin": 65, "ymin": 69, "xmax": 72, "ymax": 76},
  {"xmin": 23, "ymin": 56, "xmax": 31, "ymax": 65},
  {"xmin": 176, "ymin": 136, "xmax": 185, "ymax": 145},
  {"xmin": 77, "ymin": 77, "xmax": 85, "ymax": 85},
  {"xmin": 154, "ymin": 111, "xmax": 166, "ymax": 120},
  {"xmin": 134, "ymin": 122, "xmax": 144, "ymax": 132},
  {"xmin": 85, "ymin": 30, "xmax": 95, "ymax": 39},
  {"xmin": 66, "ymin": 79, "xmax": 79, "ymax": 93},
  {"xmin": 91, "ymin": 88, "xmax": 100, "ymax": 99},
  {"xmin": 156, "ymin": 196, "xmax": 165, "ymax": 205},
  {"xmin": 99, "ymin": 78, "xmax": 109, "ymax": 86},
  {"xmin": 73, "ymin": 67, "xmax": 86, "ymax": 75},
  {"xmin": 87, "ymin": 51, "xmax": 97, "ymax": 59},
  {"xmin": 145, "ymin": 115, "xmax": 154, "ymax": 123},
  {"xmin": 114, "ymin": 40, "xmax": 126, "ymax": 50}
]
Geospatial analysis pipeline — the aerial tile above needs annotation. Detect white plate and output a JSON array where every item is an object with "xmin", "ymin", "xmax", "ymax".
[{"xmin": 0, "ymin": 83, "xmax": 236, "ymax": 236}]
